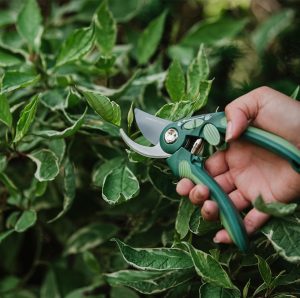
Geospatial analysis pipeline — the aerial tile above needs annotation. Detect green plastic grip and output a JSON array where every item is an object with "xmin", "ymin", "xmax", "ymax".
[
  {"xmin": 213, "ymin": 112, "xmax": 300, "ymax": 173},
  {"xmin": 167, "ymin": 147, "xmax": 249, "ymax": 252}
]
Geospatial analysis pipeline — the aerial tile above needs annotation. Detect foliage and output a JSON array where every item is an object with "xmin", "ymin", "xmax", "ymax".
[{"xmin": 0, "ymin": 0, "xmax": 300, "ymax": 297}]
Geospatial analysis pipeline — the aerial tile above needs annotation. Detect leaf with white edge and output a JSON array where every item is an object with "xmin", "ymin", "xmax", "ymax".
[
  {"xmin": 183, "ymin": 242, "xmax": 236, "ymax": 289},
  {"xmin": 92, "ymin": 157, "xmax": 125, "ymax": 187},
  {"xmin": 14, "ymin": 94, "xmax": 40, "ymax": 143},
  {"xmin": 48, "ymin": 139, "xmax": 66, "ymax": 164},
  {"xmin": 0, "ymin": 229, "xmax": 14, "ymax": 244},
  {"xmin": 17, "ymin": 0, "xmax": 43, "ymax": 51},
  {"xmin": 2, "ymin": 70, "xmax": 40, "ymax": 93},
  {"xmin": 156, "ymin": 101, "xmax": 194, "ymax": 121},
  {"xmin": 291, "ymin": 86, "xmax": 299, "ymax": 100},
  {"xmin": 189, "ymin": 208, "xmax": 221, "ymax": 236},
  {"xmin": 186, "ymin": 45, "xmax": 209, "ymax": 100},
  {"xmin": 0, "ymin": 47, "xmax": 23, "ymax": 67},
  {"xmin": 15, "ymin": 210, "xmax": 37, "ymax": 233},
  {"xmin": 113, "ymin": 238, "xmax": 193, "ymax": 271},
  {"xmin": 0, "ymin": 94, "xmax": 12, "ymax": 128},
  {"xmin": 262, "ymin": 215, "xmax": 300, "ymax": 263},
  {"xmin": 199, "ymin": 283, "xmax": 240, "ymax": 298},
  {"xmin": 48, "ymin": 158, "xmax": 76, "ymax": 223},
  {"xmin": 34, "ymin": 108, "xmax": 86, "ymax": 139},
  {"xmin": 83, "ymin": 90, "xmax": 121, "ymax": 126},
  {"xmin": 40, "ymin": 89, "xmax": 67, "ymax": 111},
  {"xmin": 27, "ymin": 149, "xmax": 59, "ymax": 182},
  {"xmin": 102, "ymin": 165, "xmax": 139, "ymax": 205},
  {"xmin": 252, "ymin": 10, "xmax": 294, "ymax": 55},
  {"xmin": 192, "ymin": 79, "xmax": 213, "ymax": 111},
  {"xmin": 94, "ymin": 0, "xmax": 117, "ymax": 54},
  {"xmin": 136, "ymin": 11, "xmax": 167, "ymax": 65},
  {"xmin": 175, "ymin": 197, "xmax": 196, "ymax": 239},
  {"xmin": 165, "ymin": 60, "xmax": 186, "ymax": 102},
  {"xmin": 256, "ymin": 255, "xmax": 272, "ymax": 285},
  {"xmin": 105, "ymin": 269, "xmax": 194, "ymax": 294},
  {"xmin": 253, "ymin": 196, "xmax": 297, "ymax": 217},
  {"xmin": 56, "ymin": 25, "xmax": 95, "ymax": 67},
  {"xmin": 65, "ymin": 223, "xmax": 119, "ymax": 255}
]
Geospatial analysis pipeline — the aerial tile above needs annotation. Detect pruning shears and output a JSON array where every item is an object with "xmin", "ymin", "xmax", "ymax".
[{"xmin": 120, "ymin": 109, "xmax": 300, "ymax": 252}]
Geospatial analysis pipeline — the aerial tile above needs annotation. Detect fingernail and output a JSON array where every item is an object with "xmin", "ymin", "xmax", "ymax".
[
  {"xmin": 213, "ymin": 236, "xmax": 220, "ymax": 243},
  {"xmin": 225, "ymin": 121, "xmax": 232, "ymax": 142}
]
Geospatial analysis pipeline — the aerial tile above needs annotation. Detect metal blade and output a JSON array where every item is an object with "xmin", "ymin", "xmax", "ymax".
[
  {"xmin": 120, "ymin": 129, "xmax": 170, "ymax": 159},
  {"xmin": 134, "ymin": 108, "xmax": 171, "ymax": 145}
]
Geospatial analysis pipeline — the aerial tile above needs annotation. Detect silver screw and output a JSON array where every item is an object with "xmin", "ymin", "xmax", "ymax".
[{"xmin": 164, "ymin": 128, "xmax": 178, "ymax": 144}]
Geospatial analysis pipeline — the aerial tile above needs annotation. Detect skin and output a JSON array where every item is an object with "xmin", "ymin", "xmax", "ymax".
[{"xmin": 176, "ymin": 86, "xmax": 300, "ymax": 244}]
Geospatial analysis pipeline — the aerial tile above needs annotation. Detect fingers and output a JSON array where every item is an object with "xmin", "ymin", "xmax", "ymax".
[
  {"xmin": 176, "ymin": 178, "xmax": 194, "ymax": 196},
  {"xmin": 213, "ymin": 208, "xmax": 270, "ymax": 244},
  {"xmin": 225, "ymin": 86, "xmax": 267, "ymax": 141},
  {"xmin": 205, "ymin": 151, "xmax": 228, "ymax": 176}
]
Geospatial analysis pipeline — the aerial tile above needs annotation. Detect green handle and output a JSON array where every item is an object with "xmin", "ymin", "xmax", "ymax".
[
  {"xmin": 167, "ymin": 147, "xmax": 249, "ymax": 252},
  {"xmin": 213, "ymin": 112, "xmax": 300, "ymax": 173}
]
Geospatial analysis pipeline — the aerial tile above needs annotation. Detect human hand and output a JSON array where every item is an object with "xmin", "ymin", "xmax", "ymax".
[{"xmin": 176, "ymin": 87, "xmax": 300, "ymax": 244}]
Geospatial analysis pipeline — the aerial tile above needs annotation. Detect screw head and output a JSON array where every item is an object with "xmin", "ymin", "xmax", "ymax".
[{"xmin": 164, "ymin": 128, "xmax": 178, "ymax": 144}]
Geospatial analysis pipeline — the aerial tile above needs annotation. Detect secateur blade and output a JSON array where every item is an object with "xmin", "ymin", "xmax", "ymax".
[
  {"xmin": 134, "ymin": 108, "xmax": 171, "ymax": 145},
  {"xmin": 119, "ymin": 109, "xmax": 171, "ymax": 159}
]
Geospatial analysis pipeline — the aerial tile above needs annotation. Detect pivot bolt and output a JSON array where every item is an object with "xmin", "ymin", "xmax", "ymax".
[{"xmin": 164, "ymin": 128, "xmax": 178, "ymax": 144}]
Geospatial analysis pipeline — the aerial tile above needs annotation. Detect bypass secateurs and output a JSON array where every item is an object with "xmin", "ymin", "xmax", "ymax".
[{"xmin": 120, "ymin": 109, "xmax": 300, "ymax": 252}]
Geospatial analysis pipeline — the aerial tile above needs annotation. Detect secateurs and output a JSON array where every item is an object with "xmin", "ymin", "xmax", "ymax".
[{"xmin": 120, "ymin": 109, "xmax": 300, "ymax": 252}]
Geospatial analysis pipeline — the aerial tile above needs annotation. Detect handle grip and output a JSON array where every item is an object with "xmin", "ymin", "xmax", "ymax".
[
  {"xmin": 167, "ymin": 147, "xmax": 249, "ymax": 252},
  {"xmin": 213, "ymin": 112, "xmax": 300, "ymax": 173}
]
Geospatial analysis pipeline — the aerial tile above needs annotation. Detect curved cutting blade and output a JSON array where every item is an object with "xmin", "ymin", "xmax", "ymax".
[
  {"xmin": 134, "ymin": 108, "xmax": 171, "ymax": 145},
  {"xmin": 120, "ymin": 129, "xmax": 170, "ymax": 158}
]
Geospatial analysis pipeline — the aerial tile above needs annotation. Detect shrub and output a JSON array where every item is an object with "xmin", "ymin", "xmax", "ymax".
[{"xmin": 0, "ymin": 0, "xmax": 299, "ymax": 297}]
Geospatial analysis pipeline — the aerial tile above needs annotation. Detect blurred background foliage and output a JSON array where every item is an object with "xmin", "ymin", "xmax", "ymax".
[{"xmin": 0, "ymin": 0, "xmax": 300, "ymax": 297}]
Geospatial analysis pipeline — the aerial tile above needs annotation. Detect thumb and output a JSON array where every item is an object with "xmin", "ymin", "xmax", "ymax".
[{"xmin": 224, "ymin": 89, "xmax": 261, "ymax": 142}]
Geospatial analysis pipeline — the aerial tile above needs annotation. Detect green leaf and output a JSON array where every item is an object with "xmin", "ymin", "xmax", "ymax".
[
  {"xmin": 56, "ymin": 25, "xmax": 95, "ymax": 67},
  {"xmin": 189, "ymin": 206, "xmax": 221, "ymax": 236},
  {"xmin": 0, "ymin": 172, "xmax": 19, "ymax": 196},
  {"xmin": 180, "ymin": 17, "xmax": 248, "ymax": 47},
  {"xmin": 165, "ymin": 60, "xmax": 186, "ymax": 102},
  {"xmin": 14, "ymin": 94, "xmax": 40, "ymax": 143},
  {"xmin": 65, "ymin": 223, "xmax": 119, "ymax": 255},
  {"xmin": 40, "ymin": 269, "xmax": 60, "ymax": 298},
  {"xmin": 15, "ymin": 210, "xmax": 37, "ymax": 233},
  {"xmin": 127, "ymin": 102, "xmax": 134, "ymax": 131},
  {"xmin": 262, "ymin": 215, "xmax": 300, "ymax": 263},
  {"xmin": 27, "ymin": 149, "xmax": 60, "ymax": 182},
  {"xmin": 48, "ymin": 158, "xmax": 76, "ymax": 223},
  {"xmin": 200, "ymin": 283, "xmax": 240, "ymax": 298},
  {"xmin": 102, "ymin": 165, "xmax": 139, "ymax": 205},
  {"xmin": 186, "ymin": 45, "xmax": 209, "ymax": 100},
  {"xmin": 40, "ymin": 89, "xmax": 67, "ymax": 111},
  {"xmin": 17, "ymin": 0, "xmax": 43, "ymax": 51},
  {"xmin": 0, "ymin": 229, "xmax": 14, "ymax": 244},
  {"xmin": 184, "ymin": 242, "xmax": 236, "ymax": 289},
  {"xmin": 94, "ymin": 0, "xmax": 117, "ymax": 55},
  {"xmin": 0, "ymin": 155, "xmax": 7, "ymax": 172},
  {"xmin": 175, "ymin": 197, "xmax": 196, "ymax": 239},
  {"xmin": 82, "ymin": 251, "xmax": 100, "ymax": 274},
  {"xmin": 83, "ymin": 90, "xmax": 121, "ymax": 126},
  {"xmin": 34, "ymin": 109, "xmax": 86, "ymax": 139},
  {"xmin": 1, "ymin": 70, "xmax": 40, "ymax": 93},
  {"xmin": 136, "ymin": 11, "xmax": 167, "ymax": 65},
  {"xmin": 105, "ymin": 269, "xmax": 193, "ymax": 294},
  {"xmin": 92, "ymin": 157, "xmax": 124, "ymax": 188},
  {"xmin": 253, "ymin": 196, "xmax": 297, "ymax": 217},
  {"xmin": 113, "ymin": 238, "xmax": 193, "ymax": 271},
  {"xmin": 252, "ymin": 10, "xmax": 294, "ymax": 55},
  {"xmin": 0, "ymin": 47, "xmax": 23, "ymax": 67},
  {"xmin": 290, "ymin": 86, "xmax": 299, "ymax": 100},
  {"xmin": 256, "ymin": 255, "xmax": 272, "ymax": 285},
  {"xmin": 0, "ymin": 93, "xmax": 12, "ymax": 128},
  {"xmin": 109, "ymin": 0, "xmax": 141, "ymax": 22}
]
